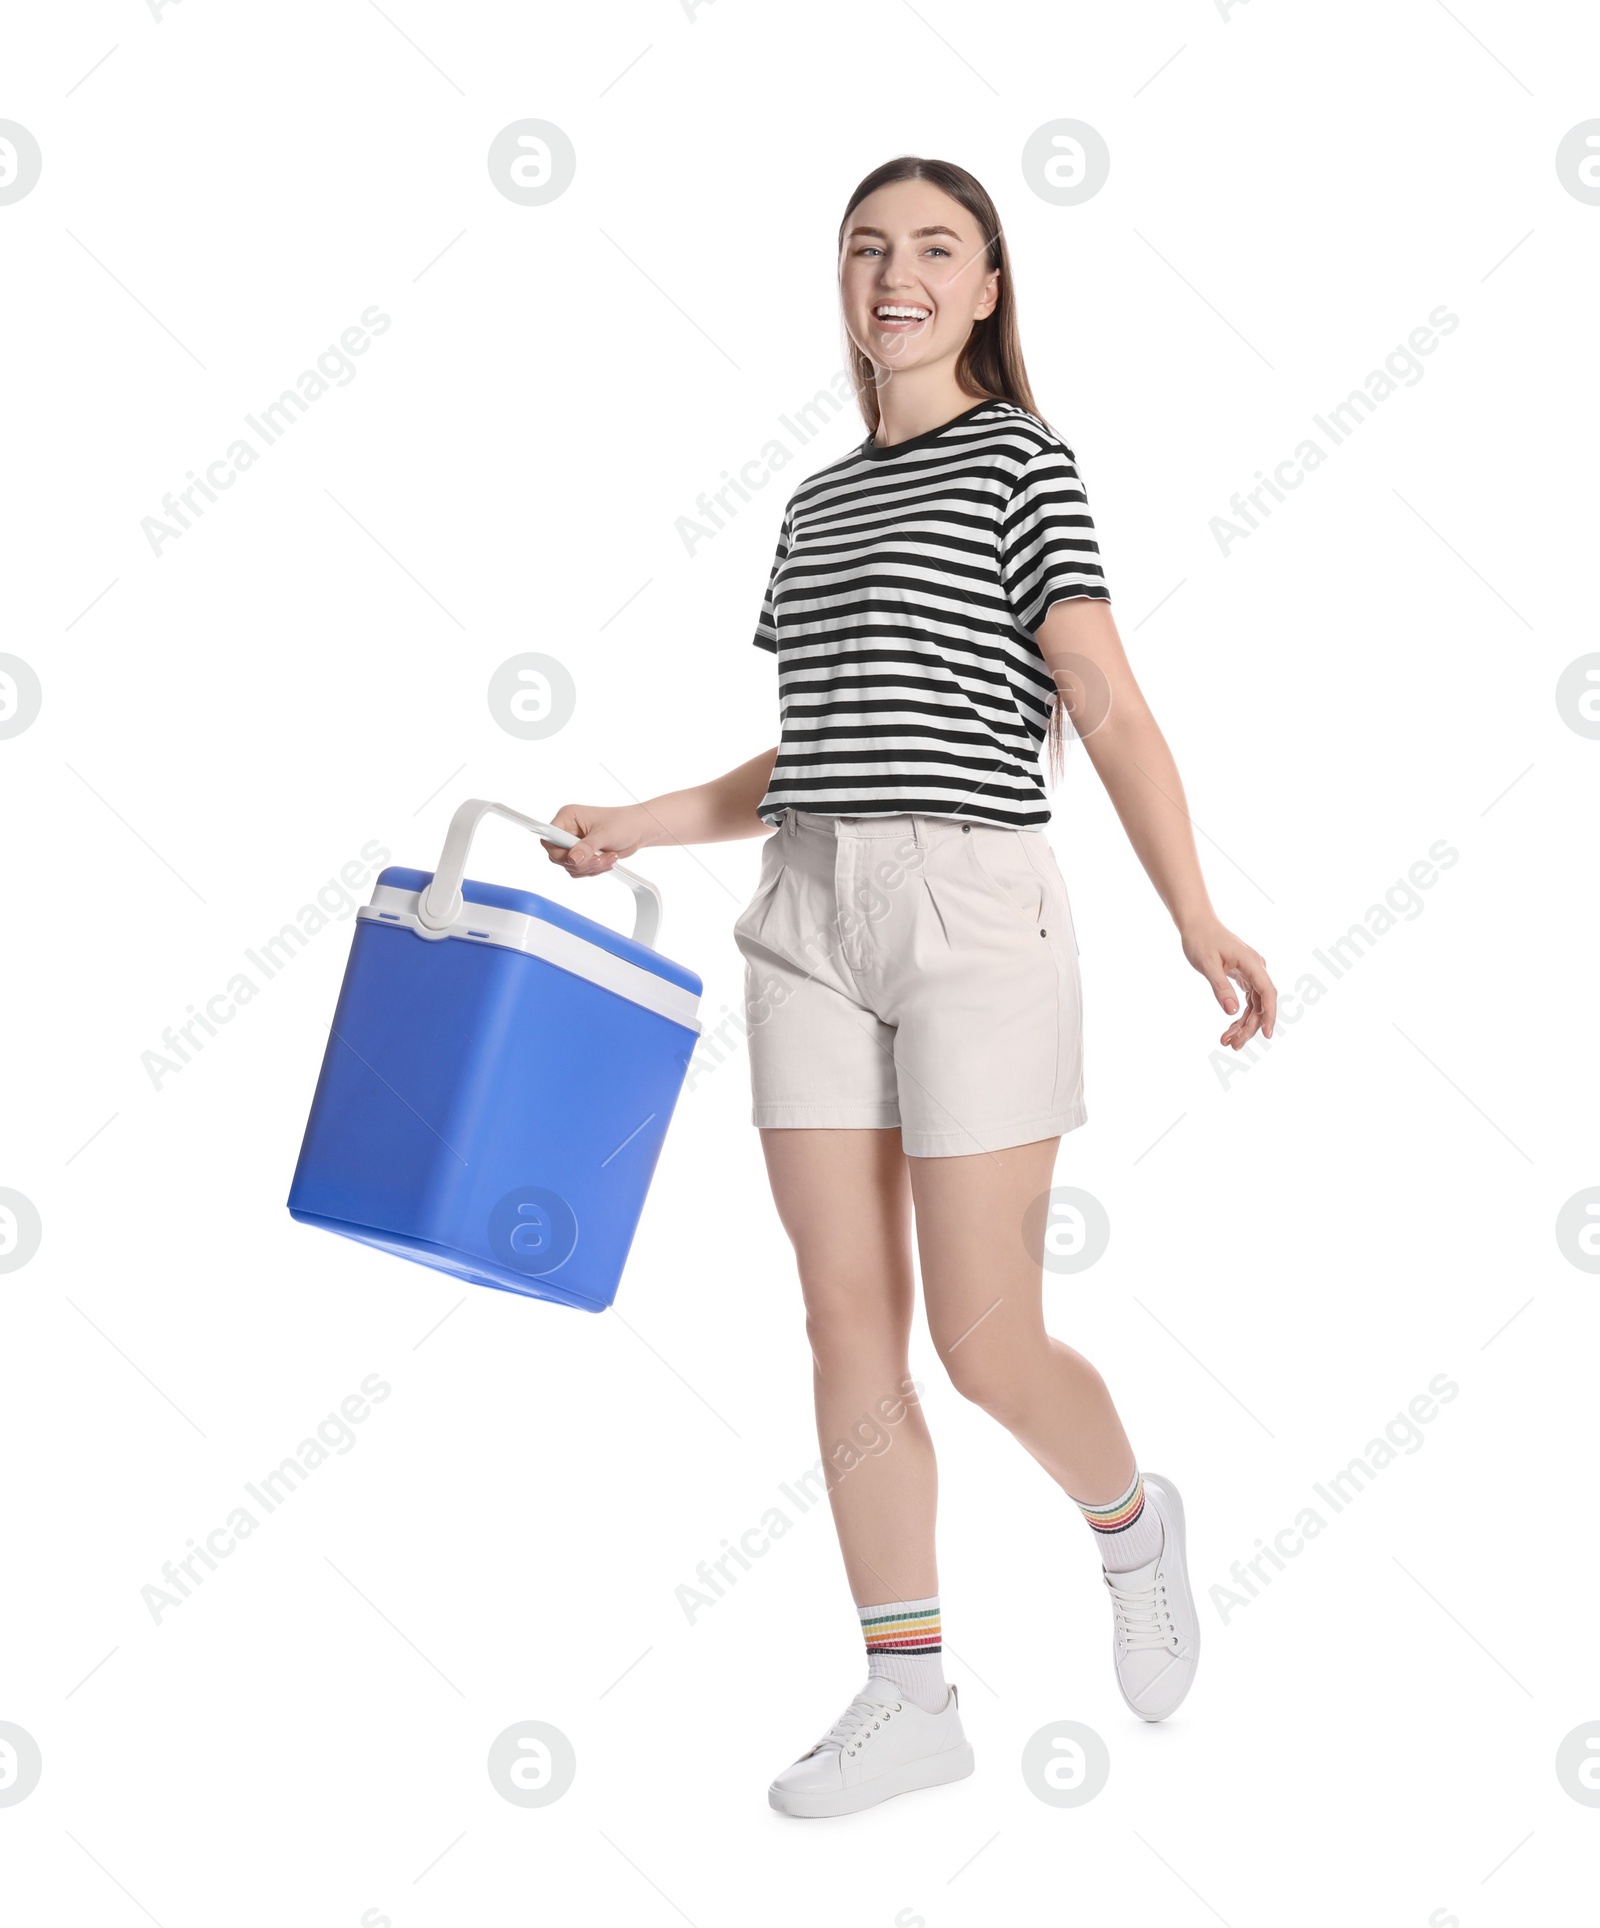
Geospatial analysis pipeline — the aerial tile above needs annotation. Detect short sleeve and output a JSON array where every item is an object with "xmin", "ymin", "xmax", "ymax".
[
  {"xmin": 753, "ymin": 507, "xmax": 792, "ymax": 653},
  {"xmin": 999, "ymin": 443, "xmax": 1109, "ymax": 634}
]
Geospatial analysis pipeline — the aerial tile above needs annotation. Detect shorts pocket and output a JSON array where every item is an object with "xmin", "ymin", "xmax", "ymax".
[
  {"xmin": 967, "ymin": 832, "xmax": 1047, "ymax": 928},
  {"xmin": 1020, "ymin": 835, "xmax": 1078, "ymax": 954},
  {"xmin": 732, "ymin": 833, "xmax": 787, "ymax": 942}
]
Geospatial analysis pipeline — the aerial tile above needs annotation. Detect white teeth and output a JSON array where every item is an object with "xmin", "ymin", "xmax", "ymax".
[{"xmin": 875, "ymin": 305, "xmax": 929, "ymax": 321}]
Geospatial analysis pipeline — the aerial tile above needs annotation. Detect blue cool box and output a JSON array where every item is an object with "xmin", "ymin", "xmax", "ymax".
[{"xmin": 287, "ymin": 801, "xmax": 702, "ymax": 1311}]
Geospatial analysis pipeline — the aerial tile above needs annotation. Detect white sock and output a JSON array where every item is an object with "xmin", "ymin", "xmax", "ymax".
[
  {"xmin": 858, "ymin": 1595, "xmax": 947, "ymax": 1712},
  {"xmin": 1074, "ymin": 1467, "xmax": 1164, "ymax": 1572}
]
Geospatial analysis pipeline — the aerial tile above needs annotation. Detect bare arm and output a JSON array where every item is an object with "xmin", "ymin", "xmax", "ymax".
[
  {"xmin": 543, "ymin": 744, "xmax": 778, "ymax": 876},
  {"xmin": 1035, "ymin": 598, "xmax": 1276, "ymax": 1048}
]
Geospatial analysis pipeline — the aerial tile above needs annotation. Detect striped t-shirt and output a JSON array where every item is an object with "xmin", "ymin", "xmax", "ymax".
[{"xmin": 751, "ymin": 396, "xmax": 1111, "ymax": 828}]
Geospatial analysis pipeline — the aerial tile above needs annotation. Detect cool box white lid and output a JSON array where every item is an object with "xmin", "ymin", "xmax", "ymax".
[{"xmin": 359, "ymin": 875, "xmax": 702, "ymax": 1033}]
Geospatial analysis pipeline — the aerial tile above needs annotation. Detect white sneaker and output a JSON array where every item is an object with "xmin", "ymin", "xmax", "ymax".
[
  {"xmin": 1102, "ymin": 1471, "xmax": 1199, "ymax": 1722},
  {"xmin": 767, "ymin": 1673, "xmax": 975, "ymax": 1818}
]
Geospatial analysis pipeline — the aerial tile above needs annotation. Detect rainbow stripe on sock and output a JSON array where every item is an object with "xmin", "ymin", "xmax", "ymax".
[
  {"xmin": 860, "ymin": 1604, "xmax": 942, "ymax": 1657},
  {"xmin": 1077, "ymin": 1469, "xmax": 1144, "ymax": 1536}
]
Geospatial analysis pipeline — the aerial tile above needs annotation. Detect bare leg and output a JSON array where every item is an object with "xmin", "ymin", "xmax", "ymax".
[
  {"xmin": 909, "ymin": 1137, "xmax": 1135, "ymax": 1504},
  {"xmin": 757, "ymin": 1126, "xmax": 939, "ymax": 1604}
]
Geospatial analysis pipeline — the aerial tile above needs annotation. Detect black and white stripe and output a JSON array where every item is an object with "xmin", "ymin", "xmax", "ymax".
[{"xmin": 752, "ymin": 397, "xmax": 1110, "ymax": 829}]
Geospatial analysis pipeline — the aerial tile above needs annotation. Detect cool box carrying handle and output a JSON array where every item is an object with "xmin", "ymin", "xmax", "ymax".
[{"xmin": 416, "ymin": 798, "xmax": 663, "ymax": 950}]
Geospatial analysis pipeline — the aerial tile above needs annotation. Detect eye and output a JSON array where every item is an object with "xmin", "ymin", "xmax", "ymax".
[
  {"xmin": 925, "ymin": 245, "xmax": 951, "ymax": 258},
  {"xmin": 856, "ymin": 245, "xmax": 884, "ymax": 258}
]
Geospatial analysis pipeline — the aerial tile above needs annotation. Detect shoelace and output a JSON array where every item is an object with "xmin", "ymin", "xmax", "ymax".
[
  {"xmin": 1106, "ymin": 1572, "xmax": 1179, "ymax": 1653},
  {"xmin": 807, "ymin": 1692, "xmax": 903, "ymax": 1758}
]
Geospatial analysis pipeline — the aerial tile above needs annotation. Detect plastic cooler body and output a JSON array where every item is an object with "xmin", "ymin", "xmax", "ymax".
[{"xmin": 287, "ymin": 864, "xmax": 701, "ymax": 1311}]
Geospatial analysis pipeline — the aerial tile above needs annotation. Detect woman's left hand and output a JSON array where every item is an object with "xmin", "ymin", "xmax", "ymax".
[{"xmin": 1181, "ymin": 920, "xmax": 1277, "ymax": 1048}]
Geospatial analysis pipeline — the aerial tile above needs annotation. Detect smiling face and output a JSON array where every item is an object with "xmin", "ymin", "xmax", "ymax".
[{"xmin": 839, "ymin": 177, "xmax": 1001, "ymax": 379}]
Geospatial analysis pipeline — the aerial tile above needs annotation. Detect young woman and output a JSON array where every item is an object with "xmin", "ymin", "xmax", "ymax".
[{"xmin": 546, "ymin": 156, "xmax": 1276, "ymax": 1818}]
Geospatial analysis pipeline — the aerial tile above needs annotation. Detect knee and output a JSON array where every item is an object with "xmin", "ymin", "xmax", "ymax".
[
  {"xmin": 802, "ymin": 1278, "xmax": 909, "ymax": 1375},
  {"xmin": 935, "ymin": 1332, "xmax": 1036, "ymax": 1419}
]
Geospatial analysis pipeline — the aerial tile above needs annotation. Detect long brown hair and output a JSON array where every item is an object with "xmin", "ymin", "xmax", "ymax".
[{"xmin": 838, "ymin": 155, "xmax": 1071, "ymax": 784}]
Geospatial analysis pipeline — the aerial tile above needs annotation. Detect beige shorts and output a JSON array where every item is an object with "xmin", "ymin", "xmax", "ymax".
[{"xmin": 731, "ymin": 809, "xmax": 1086, "ymax": 1157}]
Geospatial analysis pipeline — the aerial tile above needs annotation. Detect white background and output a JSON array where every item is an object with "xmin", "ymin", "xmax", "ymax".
[{"xmin": 3, "ymin": 1, "xmax": 1597, "ymax": 1922}]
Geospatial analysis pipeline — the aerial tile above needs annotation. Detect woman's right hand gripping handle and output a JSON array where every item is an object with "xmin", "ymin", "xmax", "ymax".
[{"xmin": 543, "ymin": 745, "xmax": 779, "ymax": 878}]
